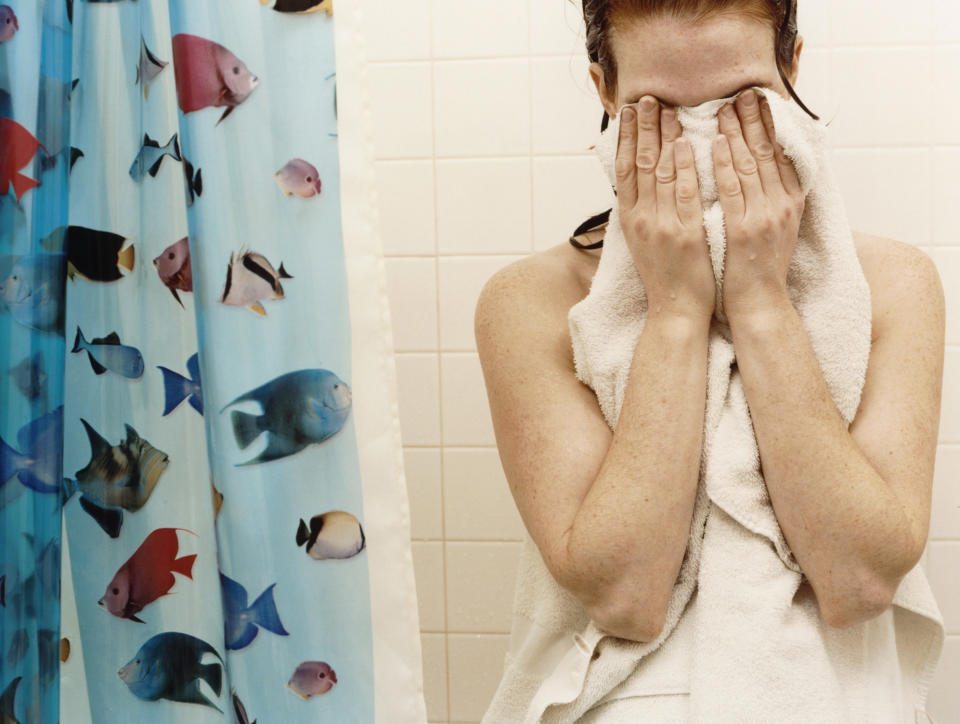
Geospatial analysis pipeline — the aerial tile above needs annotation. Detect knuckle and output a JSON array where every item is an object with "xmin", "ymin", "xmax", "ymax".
[
  {"xmin": 655, "ymin": 163, "xmax": 676, "ymax": 184},
  {"xmin": 676, "ymin": 183, "xmax": 698, "ymax": 203},
  {"xmin": 753, "ymin": 141, "xmax": 776, "ymax": 161},
  {"xmin": 720, "ymin": 181, "xmax": 740, "ymax": 197},
  {"xmin": 635, "ymin": 150, "xmax": 658, "ymax": 172},
  {"xmin": 615, "ymin": 157, "xmax": 635, "ymax": 179}
]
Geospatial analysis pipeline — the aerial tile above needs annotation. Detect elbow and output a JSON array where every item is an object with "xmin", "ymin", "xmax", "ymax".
[
  {"xmin": 821, "ymin": 575, "xmax": 896, "ymax": 630},
  {"xmin": 583, "ymin": 587, "xmax": 668, "ymax": 644}
]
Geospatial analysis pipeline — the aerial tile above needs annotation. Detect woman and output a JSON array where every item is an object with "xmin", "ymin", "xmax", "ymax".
[{"xmin": 475, "ymin": 0, "xmax": 945, "ymax": 721}]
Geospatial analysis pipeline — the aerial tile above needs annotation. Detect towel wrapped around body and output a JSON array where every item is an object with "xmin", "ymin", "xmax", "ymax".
[{"xmin": 481, "ymin": 86, "xmax": 945, "ymax": 724}]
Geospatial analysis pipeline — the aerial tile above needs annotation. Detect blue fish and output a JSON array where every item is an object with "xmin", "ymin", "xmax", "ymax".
[
  {"xmin": 118, "ymin": 632, "xmax": 223, "ymax": 712},
  {"xmin": 8, "ymin": 352, "xmax": 48, "ymax": 401},
  {"xmin": 0, "ymin": 407, "xmax": 63, "ymax": 494},
  {"xmin": 72, "ymin": 327, "xmax": 144, "ymax": 378},
  {"xmin": 220, "ymin": 369, "xmax": 352, "ymax": 465},
  {"xmin": 157, "ymin": 353, "xmax": 202, "ymax": 415},
  {"xmin": 1, "ymin": 536, "xmax": 59, "ymax": 618},
  {"xmin": 0, "ymin": 253, "xmax": 66, "ymax": 332},
  {"xmin": 6, "ymin": 629, "xmax": 27, "ymax": 667},
  {"xmin": 219, "ymin": 572, "xmax": 289, "ymax": 650},
  {"xmin": 129, "ymin": 133, "xmax": 181, "ymax": 182},
  {"xmin": 1, "ymin": 676, "xmax": 22, "ymax": 724}
]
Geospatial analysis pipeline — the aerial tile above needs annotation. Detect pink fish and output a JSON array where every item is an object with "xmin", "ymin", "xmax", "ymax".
[
  {"xmin": 287, "ymin": 661, "xmax": 337, "ymax": 699},
  {"xmin": 98, "ymin": 527, "xmax": 197, "ymax": 623},
  {"xmin": 153, "ymin": 237, "xmax": 192, "ymax": 306},
  {"xmin": 0, "ymin": 119, "xmax": 45, "ymax": 201},
  {"xmin": 0, "ymin": 5, "xmax": 18, "ymax": 43},
  {"xmin": 274, "ymin": 158, "xmax": 322, "ymax": 198},
  {"xmin": 171, "ymin": 34, "xmax": 259, "ymax": 125}
]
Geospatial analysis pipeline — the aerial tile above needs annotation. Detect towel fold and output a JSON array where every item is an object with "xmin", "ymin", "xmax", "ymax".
[{"xmin": 481, "ymin": 87, "xmax": 945, "ymax": 724}]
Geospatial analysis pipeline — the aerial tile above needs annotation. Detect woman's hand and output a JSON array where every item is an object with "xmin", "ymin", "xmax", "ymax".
[
  {"xmin": 616, "ymin": 96, "xmax": 715, "ymax": 323},
  {"xmin": 714, "ymin": 89, "xmax": 805, "ymax": 319}
]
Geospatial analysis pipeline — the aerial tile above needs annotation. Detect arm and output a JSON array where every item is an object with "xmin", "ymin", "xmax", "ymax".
[
  {"xmin": 726, "ymin": 243, "xmax": 945, "ymax": 628},
  {"xmin": 475, "ymin": 260, "xmax": 709, "ymax": 642}
]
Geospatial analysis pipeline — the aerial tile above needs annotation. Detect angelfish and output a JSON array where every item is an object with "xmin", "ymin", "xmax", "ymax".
[
  {"xmin": 262, "ymin": 0, "xmax": 333, "ymax": 16},
  {"xmin": 171, "ymin": 34, "xmax": 258, "ymax": 125},
  {"xmin": 296, "ymin": 511, "xmax": 365, "ymax": 560},
  {"xmin": 118, "ymin": 632, "xmax": 224, "ymax": 712},
  {"xmin": 218, "ymin": 249, "xmax": 292, "ymax": 316},
  {"xmin": 152, "ymin": 237, "xmax": 192, "ymax": 306}
]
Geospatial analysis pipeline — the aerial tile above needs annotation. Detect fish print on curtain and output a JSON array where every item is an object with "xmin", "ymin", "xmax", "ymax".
[
  {"xmin": 0, "ymin": 3, "xmax": 71, "ymax": 724},
  {"xmin": 2, "ymin": 0, "xmax": 377, "ymax": 722}
]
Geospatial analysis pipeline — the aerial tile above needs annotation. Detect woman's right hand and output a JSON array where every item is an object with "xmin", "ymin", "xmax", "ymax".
[{"xmin": 616, "ymin": 96, "xmax": 715, "ymax": 322}]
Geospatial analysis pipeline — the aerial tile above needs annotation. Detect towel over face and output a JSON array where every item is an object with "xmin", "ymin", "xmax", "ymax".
[{"xmin": 481, "ymin": 87, "xmax": 945, "ymax": 724}]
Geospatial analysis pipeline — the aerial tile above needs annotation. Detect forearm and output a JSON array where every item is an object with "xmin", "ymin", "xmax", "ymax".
[
  {"xmin": 728, "ymin": 292, "xmax": 917, "ymax": 626},
  {"xmin": 566, "ymin": 311, "xmax": 710, "ymax": 638}
]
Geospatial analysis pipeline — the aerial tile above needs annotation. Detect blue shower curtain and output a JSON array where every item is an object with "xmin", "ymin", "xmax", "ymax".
[{"xmin": 1, "ymin": 2, "xmax": 424, "ymax": 722}]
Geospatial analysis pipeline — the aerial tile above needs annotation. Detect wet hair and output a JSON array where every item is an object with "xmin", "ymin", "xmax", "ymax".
[{"xmin": 569, "ymin": 0, "xmax": 815, "ymax": 250}]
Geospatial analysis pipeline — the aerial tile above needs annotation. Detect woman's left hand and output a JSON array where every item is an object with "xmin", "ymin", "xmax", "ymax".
[{"xmin": 713, "ymin": 88, "xmax": 805, "ymax": 319}]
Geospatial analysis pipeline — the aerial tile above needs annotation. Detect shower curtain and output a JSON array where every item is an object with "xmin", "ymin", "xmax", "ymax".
[{"xmin": 0, "ymin": 1, "xmax": 426, "ymax": 722}]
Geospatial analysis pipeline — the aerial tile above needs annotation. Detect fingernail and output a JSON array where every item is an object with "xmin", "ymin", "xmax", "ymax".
[
  {"xmin": 622, "ymin": 106, "xmax": 635, "ymax": 123},
  {"xmin": 742, "ymin": 89, "xmax": 757, "ymax": 106},
  {"xmin": 640, "ymin": 96, "xmax": 656, "ymax": 112},
  {"xmin": 662, "ymin": 107, "xmax": 676, "ymax": 123}
]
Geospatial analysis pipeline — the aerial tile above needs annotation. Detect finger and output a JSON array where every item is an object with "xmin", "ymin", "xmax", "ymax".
[
  {"xmin": 615, "ymin": 105, "xmax": 639, "ymax": 209},
  {"xmin": 734, "ymin": 89, "xmax": 782, "ymax": 196},
  {"xmin": 655, "ymin": 135, "xmax": 677, "ymax": 217},
  {"xmin": 635, "ymin": 96, "xmax": 661, "ymax": 213},
  {"xmin": 757, "ymin": 94, "xmax": 802, "ymax": 198},
  {"xmin": 660, "ymin": 105, "xmax": 682, "ymax": 143},
  {"xmin": 674, "ymin": 137, "xmax": 703, "ymax": 229},
  {"xmin": 713, "ymin": 134, "xmax": 745, "ymax": 220},
  {"xmin": 718, "ymin": 102, "xmax": 764, "ymax": 214}
]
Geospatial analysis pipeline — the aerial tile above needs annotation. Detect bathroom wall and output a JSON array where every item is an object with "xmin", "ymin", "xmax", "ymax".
[{"xmin": 362, "ymin": 0, "xmax": 960, "ymax": 721}]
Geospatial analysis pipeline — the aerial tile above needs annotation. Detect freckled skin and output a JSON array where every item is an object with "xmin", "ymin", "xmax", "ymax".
[{"xmin": 593, "ymin": 13, "xmax": 801, "ymax": 114}]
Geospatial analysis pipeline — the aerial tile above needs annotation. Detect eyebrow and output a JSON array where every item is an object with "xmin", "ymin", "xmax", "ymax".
[{"xmin": 625, "ymin": 81, "xmax": 769, "ymax": 108}]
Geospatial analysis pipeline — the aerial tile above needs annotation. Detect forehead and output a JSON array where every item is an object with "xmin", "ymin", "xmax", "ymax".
[{"xmin": 609, "ymin": 12, "xmax": 777, "ymax": 105}]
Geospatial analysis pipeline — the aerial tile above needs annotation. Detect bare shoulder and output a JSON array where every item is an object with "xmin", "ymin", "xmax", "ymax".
[
  {"xmin": 474, "ymin": 243, "xmax": 599, "ymax": 350},
  {"xmin": 852, "ymin": 231, "xmax": 944, "ymax": 339}
]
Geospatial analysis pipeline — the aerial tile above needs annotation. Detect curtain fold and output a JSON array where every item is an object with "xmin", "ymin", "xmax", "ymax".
[{"xmin": 1, "ymin": 2, "xmax": 426, "ymax": 722}]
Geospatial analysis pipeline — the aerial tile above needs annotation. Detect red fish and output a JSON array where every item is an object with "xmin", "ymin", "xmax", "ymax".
[
  {"xmin": 0, "ymin": 118, "xmax": 45, "ymax": 201},
  {"xmin": 98, "ymin": 527, "xmax": 197, "ymax": 623},
  {"xmin": 171, "ymin": 34, "xmax": 259, "ymax": 125}
]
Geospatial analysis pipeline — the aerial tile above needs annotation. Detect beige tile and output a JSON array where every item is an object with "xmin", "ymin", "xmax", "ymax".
[
  {"xmin": 368, "ymin": 63, "xmax": 434, "ymax": 159},
  {"xmin": 926, "ymin": 635, "xmax": 960, "ymax": 721},
  {"xmin": 830, "ymin": 149, "xmax": 931, "ymax": 246},
  {"xmin": 431, "ymin": 0, "xmax": 529, "ymax": 58},
  {"xmin": 933, "ymin": 48, "xmax": 960, "ymax": 145},
  {"xmin": 433, "ymin": 60, "xmax": 531, "ymax": 157},
  {"xmin": 532, "ymin": 156, "xmax": 613, "ymax": 252},
  {"xmin": 443, "ymin": 448, "xmax": 525, "ymax": 540},
  {"xmin": 438, "ymin": 256, "xmax": 525, "ymax": 351},
  {"xmin": 530, "ymin": 0, "xmax": 584, "ymax": 55},
  {"xmin": 932, "ymin": 150, "xmax": 960, "ymax": 252},
  {"xmin": 405, "ymin": 447, "xmax": 444, "ymax": 540},
  {"xmin": 436, "ymin": 159, "xmax": 532, "ymax": 255},
  {"xmin": 412, "ymin": 541, "xmax": 446, "ymax": 631},
  {"xmin": 530, "ymin": 55, "xmax": 601, "ymax": 155},
  {"xmin": 923, "ymin": 247, "xmax": 959, "ymax": 345},
  {"xmin": 829, "ymin": 0, "xmax": 932, "ymax": 45},
  {"xmin": 421, "ymin": 633, "xmax": 448, "ymax": 721},
  {"xmin": 363, "ymin": 0, "xmax": 431, "ymax": 61},
  {"xmin": 941, "ymin": 348, "xmax": 960, "ymax": 443},
  {"xmin": 396, "ymin": 353, "xmax": 441, "ymax": 446},
  {"xmin": 930, "ymin": 445, "xmax": 960, "ymax": 540},
  {"xmin": 926, "ymin": 541, "xmax": 960, "ymax": 635},
  {"xmin": 376, "ymin": 160, "xmax": 436, "ymax": 256},
  {"xmin": 440, "ymin": 354, "xmax": 495, "ymax": 446},
  {"xmin": 385, "ymin": 257, "xmax": 438, "ymax": 351},
  {"xmin": 785, "ymin": 48, "xmax": 836, "ymax": 140},
  {"xmin": 795, "ymin": 0, "xmax": 835, "ymax": 47},
  {"xmin": 447, "ymin": 633, "xmax": 511, "ymax": 722},
  {"xmin": 934, "ymin": 0, "xmax": 960, "ymax": 42},
  {"xmin": 829, "ymin": 49, "xmax": 933, "ymax": 148},
  {"xmin": 446, "ymin": 541, "xmax": 523, "ymax": 632}
]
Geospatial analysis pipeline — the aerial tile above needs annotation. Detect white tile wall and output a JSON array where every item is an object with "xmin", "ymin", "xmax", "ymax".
[{"xmin": 363, "ymin": 0, "xmax": 960, "ymax": 720}]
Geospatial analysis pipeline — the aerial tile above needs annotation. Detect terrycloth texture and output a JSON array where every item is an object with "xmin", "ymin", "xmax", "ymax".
[{"xmin": 481, "ymin": 87, "xmax": 945, "ymax": 724}]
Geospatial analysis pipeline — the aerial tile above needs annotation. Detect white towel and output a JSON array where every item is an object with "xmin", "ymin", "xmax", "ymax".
[{"xmin": 481, "ymin": 87, "xmax": 945, "ymax": 724}]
